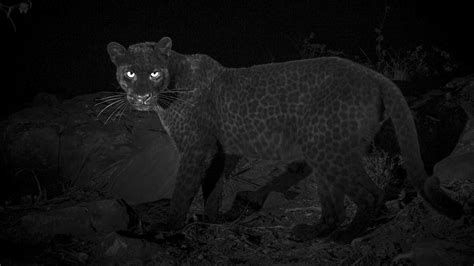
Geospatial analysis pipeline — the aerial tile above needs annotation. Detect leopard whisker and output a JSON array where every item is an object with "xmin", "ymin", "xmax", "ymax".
[
  {"xmin": 161, "ymin": 89, "xmax": 197, "ymax": 94},
  {"xmin": 95, "ymin": 97, "xmax": 126, "ymax": 107},
  {"xmin": 95, "ymin": 94, "xmax": 126, "ymax": 103},
  {"xmin": 95, "ymin": 99, "xmax": 124, "ymax": 107},
  {"xmin": 98, "ymin": 90, "xmax": 126, "ymax": 94},
  {"xmin": 158, "ymin": 94, "xmax": 195, "ymax": 107},
  {"xmin": 115, "ymin": 102, "xmax": 130, "ymax": 122},
  {"xmin": 157, "ymin": 98, "xmax": 193, "ymax": 111},
  {"xmin": 105, "ymin": 101, "xmax": 127, "ymax": 124},
  {"xmin": 158, "ymin": 95, "xmax": 188, "ymax": 104},
  {"xmin": 97, "ymin": 102, "xmax": 123, "ymax": 119},
  {"xmin": 97, "ymin": 99, "xmax": 124, "ymax": 118},
  {"xmin": 97, "ymin": 94, "xmax": 126, "ymax": 100}
]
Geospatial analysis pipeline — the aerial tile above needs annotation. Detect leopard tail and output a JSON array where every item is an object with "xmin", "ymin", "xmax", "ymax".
[{"xmin": 380, "ymin": 81, "xmax": 463, "ymax": 219}]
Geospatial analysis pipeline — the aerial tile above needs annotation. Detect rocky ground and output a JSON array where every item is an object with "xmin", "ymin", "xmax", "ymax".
[{"xmin": 0, "ymin": 165, "xmax": 473, "ymax": 265}]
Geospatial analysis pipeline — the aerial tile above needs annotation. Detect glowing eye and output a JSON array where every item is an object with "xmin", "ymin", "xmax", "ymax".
[
  {"xmin": 150, "ymin": 71, "xmax": 161, "ymax": 79},
  {"xmin": 125, "ymin": 71, "xmax": 135, "ymax": 79}
]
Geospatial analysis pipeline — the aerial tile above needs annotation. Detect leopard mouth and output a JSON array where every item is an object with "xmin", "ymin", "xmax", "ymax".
[
  {"xmin": 126, "ymin": 93, "xmax": 157, "ymax": 112},
  {"xmin": 131, "ymin": 103, "xmax": 154, "ymax": 111}
]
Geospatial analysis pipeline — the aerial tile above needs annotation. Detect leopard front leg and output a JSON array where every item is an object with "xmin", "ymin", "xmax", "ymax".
[
  {"xmin": 202, "ymin": 153, "xmax": 241, "ymax": 222},
  {"xmin": 167, "ymin": 142, "xmax": 218, "ymax": 229}
]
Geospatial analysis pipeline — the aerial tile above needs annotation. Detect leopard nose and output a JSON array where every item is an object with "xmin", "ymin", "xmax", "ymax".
[{"xmin": 127, "ymin": 93, "xmax": 152, "ymax": 104}]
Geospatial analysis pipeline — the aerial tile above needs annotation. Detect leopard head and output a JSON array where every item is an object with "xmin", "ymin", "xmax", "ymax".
[{"xmin": 107, "ymin": 37, "xmax": 173, "ymax": 111}]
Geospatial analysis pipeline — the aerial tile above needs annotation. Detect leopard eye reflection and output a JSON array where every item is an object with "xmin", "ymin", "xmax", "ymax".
[
  {"xmin": 125, "ymin": 71, "xmax": 136, "ymax": 79},
  {"xmin": 150, "ymin": 71, "xmax": 161, "ymax": 80}
]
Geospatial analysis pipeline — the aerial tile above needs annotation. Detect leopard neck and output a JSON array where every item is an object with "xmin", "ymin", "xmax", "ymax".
[
  {"xmin": 167, "ymin": 51, "xmax": 223, "ymax": 90},
  {"xmin": 155, "ymin": 51, "xmax": 223, "ymax": 137}
]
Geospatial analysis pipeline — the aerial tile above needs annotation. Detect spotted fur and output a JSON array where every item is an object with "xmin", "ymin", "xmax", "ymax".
[{"xmin": 107, "ymin": 37, "xmax": 463, "ymax": 241}]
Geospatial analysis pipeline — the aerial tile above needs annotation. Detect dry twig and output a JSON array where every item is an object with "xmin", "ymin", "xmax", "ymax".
[{"xmin": 0, "ymin": 1, "xmax": 31, "ymax": 31}]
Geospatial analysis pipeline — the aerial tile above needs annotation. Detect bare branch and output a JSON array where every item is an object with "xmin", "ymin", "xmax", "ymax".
[{"xmin": 0, "ymin": 1, "xmax": 32, "ymax": 32}]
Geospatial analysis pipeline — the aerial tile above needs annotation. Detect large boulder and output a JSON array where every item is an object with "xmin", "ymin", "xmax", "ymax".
[
  {"xmin": 20, "ymin": 199, "xmax": 131, "ymax": 241},
  {"xmin": 1, "ymin": 92, "xmax": 178, "ymax": 204},
  {"xmin": 434, "ymin": 75, "xmax": 474, "ymax": 183}
]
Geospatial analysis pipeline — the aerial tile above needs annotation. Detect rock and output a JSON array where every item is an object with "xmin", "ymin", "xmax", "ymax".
[
  {"xmin": 21, "ymin": 205, "xmax": 92, "ymax": 238},
  {"xmin": 433, "ymin": 76, "xmax": 474, "ymax": 183},
  {"xmin": 262, "ymin": 191, "xmax": 289, "ymax": 210},
  {"xmin": 434, "ymin": 153, "xmax": 474, "ymax": 183},
  {"xmin": 446, "ymin": 74, "xmax": 474, "ymax": 116},
  {"xmin": 20, "ymin": 199, "xmax": 130, "ymax": 241},
  {"xmin": 95, "ymin": 232, "xmax": 165, "ymax": 263},
  {"xmin": 434, "ymin": 119, "xmax": 474, "ymax": 183},
  {"xmin": 1, "ymin": 92, "xmax": 179, "ymax": 204},
  {"xmin": 410, "ymin": 240, "xmax": 474, "ymax": 266},
  {"xmin": 108, "ymin": 133, "xmax": 178, "ymax": 204},
  {"xmin": 33, "ymin": 92, "xmax": 62, "ymax": 107},
  {"xmin": 410, "ymin": 90, "xmax": 467, "ymax": 173},
  {"xmin": 85, "ymin": 199, "xmax": 131, "ymax": 233}
]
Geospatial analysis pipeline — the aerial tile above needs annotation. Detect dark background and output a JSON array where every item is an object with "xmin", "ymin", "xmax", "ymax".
[{"xmin": 3, "ymin": 0, "xmax": 474, "ymax": 117}]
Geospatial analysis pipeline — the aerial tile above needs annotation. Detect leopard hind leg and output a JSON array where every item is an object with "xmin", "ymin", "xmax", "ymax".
[
  {"xmin": 327, "ymin": 152, "xmax": 385, "ymax": 242},
  {"xmin": 293, "ymin": 148, "xmax": 384, "ymax": 242}
]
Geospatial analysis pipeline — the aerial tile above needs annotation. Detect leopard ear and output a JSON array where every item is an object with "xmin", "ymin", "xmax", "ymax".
[
  {"xmin": 156, "ymin": 37, "xmax": 172, "ymax": 57},
  {"xmin": 107, "ymin": 42, "xmax": 127, "ymax": 65}
]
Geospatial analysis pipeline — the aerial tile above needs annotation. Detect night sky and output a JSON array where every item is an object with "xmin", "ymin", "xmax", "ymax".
[{"xmin": 3, "ymin": 0, "xmax": 474, "ymax": 117}]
